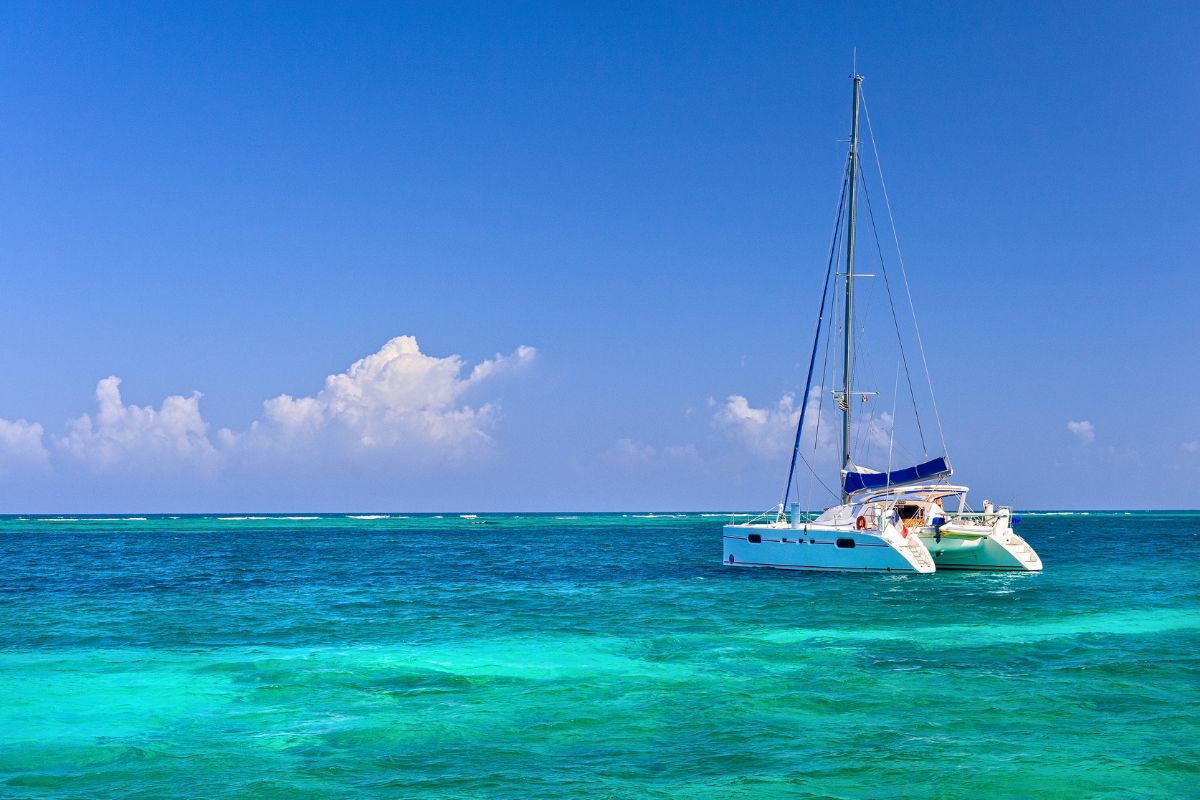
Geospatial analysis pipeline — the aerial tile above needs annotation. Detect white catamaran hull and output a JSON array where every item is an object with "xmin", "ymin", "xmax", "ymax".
[
  {"xmin": 915, "ymin": 524, "xmax": 1043, "ymax": 571},
  {"xmin": 723, "ymin": 522, "xmax": 935, "ymax": 573}
]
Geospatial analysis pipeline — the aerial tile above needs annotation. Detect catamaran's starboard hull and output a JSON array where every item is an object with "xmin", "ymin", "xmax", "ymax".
[
  {"xmin": 723, "ymin": 524, "xmax": 934, "ymax": 573},
  {"xmin": 917, "ymin": 525, "xmax": 1043, "ymax": 571}
]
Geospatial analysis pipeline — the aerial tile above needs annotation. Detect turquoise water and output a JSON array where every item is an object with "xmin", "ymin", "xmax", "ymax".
[{"xmin": 0, "ymin": 511, "xmax": 1196, "ymax": 799}]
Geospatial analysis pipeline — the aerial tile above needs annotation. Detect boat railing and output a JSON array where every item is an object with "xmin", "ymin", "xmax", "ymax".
[
  {"xmin": 861, "ymin": 505, "xmax": 886, "ymax": 529},
  {"xmin": 734, "ymin": 505, "xmax": 786, "ymax": 526},
  {"xmin": 945, "ymin": 510, "xmax": 1009, "ymax": 527}
]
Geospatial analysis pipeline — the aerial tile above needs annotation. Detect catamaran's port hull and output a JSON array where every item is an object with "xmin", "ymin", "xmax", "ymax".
[{"xmin": 723, "ymin": 525, "xmax": 933, "ymax": 573}]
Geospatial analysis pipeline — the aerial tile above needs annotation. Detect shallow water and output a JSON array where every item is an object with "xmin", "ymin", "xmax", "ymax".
[{"xmin": 1, "ymin": 512, "xmax": 1196, "ymax": 799}]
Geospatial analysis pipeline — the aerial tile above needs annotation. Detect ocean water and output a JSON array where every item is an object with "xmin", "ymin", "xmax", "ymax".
[{"xmin": 0, "ymin": 511, "xmax": 1196, "ymax": 799}]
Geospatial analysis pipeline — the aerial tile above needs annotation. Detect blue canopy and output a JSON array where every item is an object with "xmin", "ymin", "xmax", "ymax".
[{"xmin": 843, "ymin": 456, "xmax": 952, "ymax": 495}]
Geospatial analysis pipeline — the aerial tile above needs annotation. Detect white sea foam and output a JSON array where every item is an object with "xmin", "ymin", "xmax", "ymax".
[
  {"xmin": 39, "ymin": 520, "xmax": 147, "ymax": 525},
  {"xmin": 555, "ymin": 516, "xmax": 579, "ymax": 520},
  {"xmin": 1025, "ymin": 512, "xmax": 1090, "ymax": 517},
  {"xmin": 460, "ymin": 514, "xmax": 478, "ymax": 519},
  {"xmin": 347, "ymin": 515, "xmax": 390, "ymax": 520},
  {"xmin": 280, "ymin": 516, "xmax": 320, "ymax": 521},
  {"xmin": 217, "ymin": 516, "xmax": 269, "ymax": 521},
  {"xmin": 39, "ymin": 515, "xmax": 160, "ymax": 522}
]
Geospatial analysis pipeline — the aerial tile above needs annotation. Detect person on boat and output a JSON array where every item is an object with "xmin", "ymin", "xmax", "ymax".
[{"xmin": 928, "ymin": 497, "xmax": 946, "ymax": 527}]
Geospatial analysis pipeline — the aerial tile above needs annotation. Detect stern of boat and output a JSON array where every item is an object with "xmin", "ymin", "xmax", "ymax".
[{"xmin": 921, "ymin": 510, "xmax": 1043, "ymax": 572}]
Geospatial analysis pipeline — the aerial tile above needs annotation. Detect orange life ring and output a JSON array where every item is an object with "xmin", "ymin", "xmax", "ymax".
[{"xmin": 855, "ymin": 515, "xmax": 867, "ymax": 531}]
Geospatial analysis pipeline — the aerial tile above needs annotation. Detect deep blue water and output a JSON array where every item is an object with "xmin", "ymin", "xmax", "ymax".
[{"xmin": 0, "ymin": 511, "xmax": 1197, "ymax": 799}]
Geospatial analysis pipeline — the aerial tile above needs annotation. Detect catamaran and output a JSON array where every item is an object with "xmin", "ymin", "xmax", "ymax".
[{"xmin": 723, "ymin": 73, "xmax": 1042, "ymax": 574}]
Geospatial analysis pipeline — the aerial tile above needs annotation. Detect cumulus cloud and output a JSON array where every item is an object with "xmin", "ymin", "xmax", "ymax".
[
  {"xmin": 713, "ymin": 388, "xmax": 929, "ymax": 474},
  {"xmin": 245, "ymin": 336, "xmax": 535, "ymax": 456},
  {"xmin": 711, "ymin": 393, "xmax": 801, "ymax": 458},
  {"xmin": 860, "ymin": 410, "xmax": 895, "ymax": 451},
  {"xmin": 54, "ymin": 377, "xmax": 219, "ymax": 474},
  {"xmin": 0, "ymin": 336, "xmax": 536, "ymax": 478},
  {"xmin": 1067, "ymin": 419, "xmax": 1095, "ymax": 445},
  {"xmin": 711, "ymin": 390, "xmax": 838, "ymax": 459},
  {"xmin": 0, "ymin": 418, "xmax": 51, "ymax": 475}
]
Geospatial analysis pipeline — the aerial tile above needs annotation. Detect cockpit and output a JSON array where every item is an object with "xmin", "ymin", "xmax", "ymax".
[{"xmin": 894, "ymin": 502, "xmax": 926, "ymax": 523}]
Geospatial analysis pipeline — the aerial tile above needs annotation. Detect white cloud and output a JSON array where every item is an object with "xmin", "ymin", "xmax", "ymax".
[
  {"xmin": 1181, "ymin": 441, "xmax": 1199, "ymax": 454},
  {"xmin": 246, "ymin": 336, "xmax": 535, "ymax": 456},
  {"xmin": 55, "ymin": 377, "xmax": 218, "ymax": 474},
  {"xmin": 711, "ymin": 391, "xmax": 836, "ymax": 459},
  {"xmin": 860, "ymin": 410, "xmax": 895, "ymax": 451},
  {"xmin": 713, "ymin": 388, "xmax": 942, "ymax": 475},
  {"xmin": 0, "ymin": 418, "xmax": 51, "ymax": 475},
  {"xmin": 0, "ymin": 335, "xmax": 536, "ymax": 478},
  {"xmin": 1067, "ymin": 419, "xmax": 1095, "ymax": 445},
  {"xmin": 711, "ymin": 393, "xmax": 799, "ymax": 458}
]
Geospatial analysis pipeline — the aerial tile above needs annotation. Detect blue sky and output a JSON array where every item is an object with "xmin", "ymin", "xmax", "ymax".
[{"xmin": 0, "ymin": 2, "xmax": 1197, "ymax": 511}]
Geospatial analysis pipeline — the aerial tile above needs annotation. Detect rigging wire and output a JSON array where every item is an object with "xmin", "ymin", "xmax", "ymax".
[
  {"xmin": 849, "ymin": 284, "xmax": 881, "ymax": 467},
  {"xmin": 796, "ymin": 449, "xmax": 839, "ymax": 502},
  {"xmin": 860, "ymin": 89, "xmax": 951, "ymax": 459},
  {"xmin": 812, "ymin": 199, "xmax": 844, "ymax": 451},
  {"xmin": 886, "ymin": 360, "xmax": 900, "ymax": 479},
  {"xmin": 780, "ymin": 163, "xmax": 850, "ymax": 512},
  {"xmin": 858, "ymin": 169, "xmax": 928, "ymax": 454},
  {"xmin": 812, "ymin": 143, "xmax": 856, "ymax": 456}
]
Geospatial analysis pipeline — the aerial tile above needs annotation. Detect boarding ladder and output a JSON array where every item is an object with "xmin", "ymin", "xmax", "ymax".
[
  {"xmin": 1007, "ymin": 535, "xmax": 1040, "ymax": 565},
  {"xmin": 905, "ymin": 534, "xmax": 934, "ymax": 571}
]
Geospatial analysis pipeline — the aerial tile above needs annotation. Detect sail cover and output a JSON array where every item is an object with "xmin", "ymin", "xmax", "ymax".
[{"xmin": 842, "ymin": 456, "xmax": 952, "ymax": 495}]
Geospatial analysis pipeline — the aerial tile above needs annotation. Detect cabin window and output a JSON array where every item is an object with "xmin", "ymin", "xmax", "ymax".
[
  {"xmin": 748, "ymin": 533, "xmax": 762, "ymax": 544},
  {"xmin": 836, "ymin": 538, "xmax": 856, "ymax": 549}
]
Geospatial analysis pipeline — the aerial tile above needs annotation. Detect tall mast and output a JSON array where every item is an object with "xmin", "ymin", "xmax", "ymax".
[{"xmin": 841, "ymin": 73, "xmax": 862, "ymax": 502}]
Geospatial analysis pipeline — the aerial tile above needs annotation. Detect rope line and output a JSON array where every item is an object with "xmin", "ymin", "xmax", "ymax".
[
  {"xmin": 798, "ymin": 449, "xmax": 839, "ymax": 501},
  {"xmin": 858, "ymin": 169, "xmax": 928, "ymax": 453},
  {"xmin": 812, "ymin": 195, "xmax": 844, "ymax": 452},
  {"xmin": 781, "ymin": 163, "xmax": 850, "ymax": 512},
  {"xmin": 861, "ymin": 89, "xmax": 950, "ymax": 459}
]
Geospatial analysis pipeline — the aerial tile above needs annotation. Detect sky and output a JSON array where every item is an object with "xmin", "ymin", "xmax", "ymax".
[{"xmin": 0, "ymin": 1, "xmax": 1197, "ymax": 511}]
